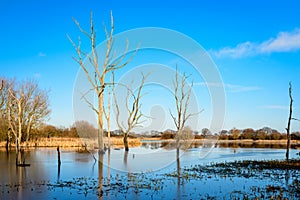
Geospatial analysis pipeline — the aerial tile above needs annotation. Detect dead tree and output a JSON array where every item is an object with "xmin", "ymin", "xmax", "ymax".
[
  {"xmin": 286, "ymin": 82, "xmax": 293, "ymax": 161},
  {"xmin": 104, "ymin": 73, "xmax": 113, "ymax": 151},
  {"xmin": 23, "ymin": 81, "xmax": 50, "ymax": 144},
  {"xmin": 7, "ymin": 87, "xmax": 24, "ymax": 152},
  {"xmin": 170, "ymin": 67, "xmax": 198, "ymax": 162},
  {"xmin": 0, "ymin": 79, "xmax": 14, "ymax": 149},
  {"xmin": 114, "ymin": 74, "xmax": 148, "ymax": 151},
  {"xmin": 68, "ymin": 11, "xmax": 136, "ymax": 154},
  {"xmin": 5, "ymin": 80, "xmax": 50, "ymax": 165}
]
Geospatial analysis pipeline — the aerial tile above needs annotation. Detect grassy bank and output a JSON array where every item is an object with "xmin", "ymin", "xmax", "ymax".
[
  {"xmin": 0, "ymin": 137, "xmax": 142, "ymax": 149},
  {"xmin": 1, "ymin": 137, "xmax": 299, "ymax": 149}
]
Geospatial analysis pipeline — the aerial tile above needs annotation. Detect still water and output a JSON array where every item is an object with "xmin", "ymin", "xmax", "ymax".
[{"xmin": 0, "ymin": 141, "xmax": 299, "ymax": 199}]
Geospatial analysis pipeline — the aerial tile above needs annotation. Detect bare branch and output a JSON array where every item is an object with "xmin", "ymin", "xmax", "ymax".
[
  {"xmin": 69, "ymin": 11, "xmax": 138, "ymax": 153},
  {"xmin": 114, "ymin": 73, "xmax": 149, "ymax": 151},
  {"xmin": 170, "ymin": 67, "xmax": 201, "ymax": 152},
  {"xmin": 80, "ymin": 91, "xmax": 99, "ymax": 115},
  {"xmin": 292, "ymin": 118, "xmax": 300, "ymax": 122}
]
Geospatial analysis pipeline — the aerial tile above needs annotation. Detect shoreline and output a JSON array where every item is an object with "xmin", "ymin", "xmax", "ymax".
[{"xmin": 0, "ymin": 137, "xmax": 299, "ymax": 149}]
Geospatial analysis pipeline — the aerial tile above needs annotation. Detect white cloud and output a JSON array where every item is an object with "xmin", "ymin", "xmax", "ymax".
[
  {"xmin": 195, "ymin": 82, "xmax": 261, "ymax": 93},
  {"xmin": 261, "ymin": 105, "xmax": 289, "ymax": 110},
  {"xmin": 260, "ymin": 29, "xmax": 300, "ymax": 53},
  {"xmin": 211, "ymin": 28, "xmax": 300, "ymax": 58},
  {"xmin": 225, "ymin": 84, "xmax": 261, "ymax": 93}
]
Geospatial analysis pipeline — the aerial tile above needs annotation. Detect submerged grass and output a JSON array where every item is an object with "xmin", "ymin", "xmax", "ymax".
[{"xmin": 1, "ymin": 159, "xmax": 299, "ymax": 199}]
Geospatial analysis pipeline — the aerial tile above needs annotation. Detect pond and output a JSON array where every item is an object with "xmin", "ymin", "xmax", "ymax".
[{"xmin": 1, "ymin": 141, "xmax": 299, "ymax": 199}]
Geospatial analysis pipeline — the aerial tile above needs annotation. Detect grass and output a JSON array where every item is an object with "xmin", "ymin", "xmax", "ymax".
[
  {"xmin": 0, "ymin": 137, "xmax": 142, "ymax": 149},
  {"xmin": 1, "ymin": 137, "xmax": 299, "ymax": 149}
]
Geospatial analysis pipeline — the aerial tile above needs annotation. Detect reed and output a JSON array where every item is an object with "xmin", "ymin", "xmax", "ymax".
[{"xmin": 0, "ymin": 137, "xmax": 142, "ymax": 149}]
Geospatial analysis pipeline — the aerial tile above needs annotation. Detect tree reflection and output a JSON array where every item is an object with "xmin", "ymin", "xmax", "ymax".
[
  {"xmin": 123, "ymin": 150, "xmax": 129, "ymax": 166},
  {"xmin": 98, "ymin": 153, "xmax": 104, "ymax": 199},
  {"xmin": 107, "ymin": 149, "xmax": 111, "ymax": 186},
  {"xmin": 107, "ymin": 149, "xmax": 111, "ymax": 199},
  {"xmin": 57, "ymin": 160, "xmax": 61, "ymax": 182},
  {"xmin": 285, "ymin": 169, "xmax": 290, "ymax": 187},
  {"xmin": 57, "ymin": 146, "xmax": 61, "ymax": 181},
  {"xmin": 176, "ymin": 150, "xmax": 181, "ymax": 199}
]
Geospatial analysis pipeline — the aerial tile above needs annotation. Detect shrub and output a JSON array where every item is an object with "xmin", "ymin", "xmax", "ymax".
[{"xmin": 161, "ymin": 132, "xmax": 175, "ymax": 139}]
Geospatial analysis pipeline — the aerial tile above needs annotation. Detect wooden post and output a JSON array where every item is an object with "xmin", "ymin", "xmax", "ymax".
[{"xmin": 57, "ymin": 146, "xmax": 61, "ymax": 165}]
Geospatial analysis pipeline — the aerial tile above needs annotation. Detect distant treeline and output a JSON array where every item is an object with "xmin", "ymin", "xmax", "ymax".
[
  {"xmin": 1, "ymin": 121, "xmax": 300, "ymax": 142},
  {"xmin": 218, "ymin": 128, "xmax": 300, "ymax": 140},
  {"xmin": 160, "ymin": 127, "xmax": 300, "ymax": 141}
]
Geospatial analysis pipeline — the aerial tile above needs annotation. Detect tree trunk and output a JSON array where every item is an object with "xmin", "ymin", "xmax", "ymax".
[
  {"xmin": 97, "ymin": 76, "xmax": 106, "ymax": 155},
  {"xmin": 176, "ymin": 129, "xmax": 181, "ymax": 157},
  {"xmin": 98, "ymin": 95, "xmax": 104, "ymax": 155},
  {"xmin": 25, "ymin": 120, "xmax": 32, "ymax": 146},
  {"xmin": 5, "ymin": 135, "xmax": 9, "ymax": 151},
  {"xmin": 286, "ymin": 82, "xmax": 293, "ymax": 161},
  {"xmin": 124, "ymin": 133, "xmax": 129, "ymax": 152},
  {"xmin": 107, "ymin": 89, "xmax": 111, "ymax": 150}
]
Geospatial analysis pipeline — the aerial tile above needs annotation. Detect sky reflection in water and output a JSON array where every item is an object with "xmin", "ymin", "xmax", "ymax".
[{"xmin": 0, "ymin": 142, "xmax": 299, "ymax": 199}]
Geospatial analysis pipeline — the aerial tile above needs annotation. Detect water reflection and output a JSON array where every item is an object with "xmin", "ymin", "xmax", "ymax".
[
  {"xmin": 57, "ymin": 147, "xmax": 61, "ymax": 181},
  {"xmin": 0, "ymin": 144, "xmax": 299, "ymax": 199},
  {"xmin": 217, "ymin": 142, "xmax": 288, "ymax": 149},
  {"xmin": 123, "ymin": 151, "xmax": 128, "ymax": 166},
  {"xmin": 141, "ymin": 140, "xmax": 295, "ymax": 150},
  {"xmin": 98, "ymin": 154, "xmax": 104, "ymax": 199}
]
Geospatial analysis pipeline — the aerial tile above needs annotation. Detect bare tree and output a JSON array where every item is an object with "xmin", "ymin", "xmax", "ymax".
[
  {"xmin": 74, "ymin": 120, "xmax": 98, "ymax": 139},
  {"xmin": 23, "ymin": 81, "xmax": 50, "ymax": 144},
  {"xmin": 114, "ymin": 74, "xmax": 148, "ymax": 151},
  {"xmin": 0, "ymin": 78, "xmax": 14, "ymax": 149},
  {"xmin": 68, "ymin": 11, "xmax": 137, "ymax": 154},
  {"xmin": 286, "ymin": 82, "xmax": 293, "ymax": 161},
  {"xmin": 5, "ymin": 80, "xmax": 50, "ymax": 165},
  {"xmin": 104, "ymin": 73, "xmax": 113, "ymax": 151},
  {"xmin": 170, "ymin": 68, "xmax": 198, "ymax": 163},
  {"xmin": 7, "ymin": 86, "xmax": 24, "ymax": 152}
]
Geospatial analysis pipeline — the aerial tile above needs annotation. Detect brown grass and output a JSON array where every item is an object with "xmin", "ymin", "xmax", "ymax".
[{"xmin": 0, "ymin": 137, "xmax": 142, "ymax": 149}]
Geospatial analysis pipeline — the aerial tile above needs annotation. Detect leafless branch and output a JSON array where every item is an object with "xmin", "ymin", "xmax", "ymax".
[{"xmin": 114, "ymin": 73, "xmax": 149, "ymax": 151}]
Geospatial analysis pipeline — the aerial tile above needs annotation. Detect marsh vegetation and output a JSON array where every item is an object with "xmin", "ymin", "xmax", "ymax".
[{"xmin": 1, "ymin": 142, "xmax": 300, "ymax": 199}]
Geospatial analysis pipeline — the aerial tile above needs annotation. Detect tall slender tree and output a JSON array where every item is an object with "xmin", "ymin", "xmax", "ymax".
[
  {"xmin": 69, "ymin": 11, "xmax": 137, "ymax": 154},
  {"xmin": 104, "ymin": 73, "xmax": 113, "ymax": 151},
  {"xmin": 286, "ymin": 82, "xmax": 293, "ymax": 161},
  {"xmin": 170, "ymin": 67, "xmax": 198, "ymax": 169}
]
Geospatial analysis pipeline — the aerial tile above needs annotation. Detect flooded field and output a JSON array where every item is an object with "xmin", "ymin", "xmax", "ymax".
[{"xmin": 1, "ymin": 141, "xmax": 299, "ymax": 199}]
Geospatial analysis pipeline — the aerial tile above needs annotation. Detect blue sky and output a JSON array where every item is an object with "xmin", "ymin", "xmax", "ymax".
[{"xmin": 1, "ymin": 0, "xmax": 300, "ymax": 133}]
